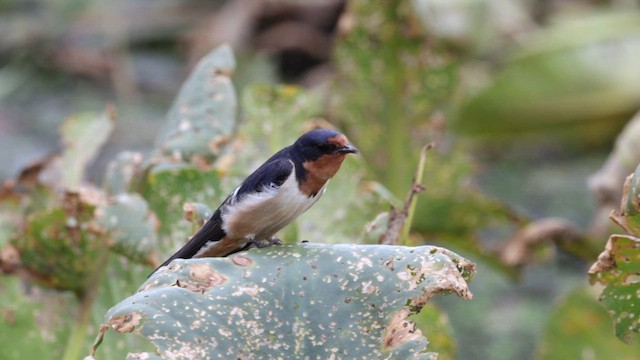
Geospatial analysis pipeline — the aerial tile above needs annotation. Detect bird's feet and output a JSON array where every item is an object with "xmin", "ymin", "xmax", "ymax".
[{"xmin": 252, "ymin": 237, "xmax": 283, "ymax": 248}]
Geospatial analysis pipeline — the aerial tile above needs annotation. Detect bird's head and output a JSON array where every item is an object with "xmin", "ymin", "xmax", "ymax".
[
  {"xmin": 293, "ymin": 129, "xmax": 358, "ymax": 162},
  {"xmin": 292, "ymin": 129, "xmax": 359, "ymax": 192}
]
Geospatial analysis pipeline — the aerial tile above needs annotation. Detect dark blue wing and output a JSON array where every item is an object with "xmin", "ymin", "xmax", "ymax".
[{"xmin": 231, "ymin": 153, "xmax": 294, "ymax": 203}]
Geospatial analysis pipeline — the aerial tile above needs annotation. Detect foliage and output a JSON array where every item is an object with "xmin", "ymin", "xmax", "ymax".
[
  {"xmin": 0, "ymin": 46, "xmax": 237, "ymax": 360},
  {"xmin": 589, "ymin": 164, "xmax": 640, "ymax": 343},
  {"xmin": 3, "ymin": 0, "xmax": 639, "ymax": 358},
  {"xmin": 92, "ymin": 244, "xmax": 475, "ymax": 359},
  {"xmin": 0, "ymin": 43, "xmax": 476, "ymax": 360}
]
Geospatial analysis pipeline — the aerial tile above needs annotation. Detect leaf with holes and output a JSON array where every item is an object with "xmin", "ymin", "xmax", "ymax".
[
  {"xmin": 590, "ymin": 164, "xmax": 640, "ymax": 343},
  {"xmin": 589, "ymin": 234, "xmax": 640, "ymax": 343},
  {"xmin": 91, "ymin": 243, "xmax": 475, "ymax": 359}
]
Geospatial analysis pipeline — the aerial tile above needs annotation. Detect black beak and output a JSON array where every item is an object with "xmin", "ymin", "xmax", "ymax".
[{"xmin": 337, "ymin": 144, "xmax": 359, "ymax": 154}]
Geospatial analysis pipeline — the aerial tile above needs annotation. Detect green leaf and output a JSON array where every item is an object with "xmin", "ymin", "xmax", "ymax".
[
  {"xmin": 60, "ymin": 109, "xmax": 115, "ymax": 191},
  {"xmin": 96, "ymin": 193, "xmax": 158, "ymax": 266},
  {"xmin": 589, "ymin": 163, "xmax": 640, "ymax": 343},
  {"xmin": 95, "ymin": 244, "xmax": 475, "ymax": 359},
  {"xmin": 589, "ymin": 234, "xmax": 640, "ymax": 343},
  {"xmin": 154, "ymin": 45, "xmax": 237, "ymax": 164},
  {"xmin": 0, "ymin": 276, "xmax": 74, "ymax": 359},
  {"xmin": 538, "ymin": 287, "xmax": 640, "ymax": 359}
]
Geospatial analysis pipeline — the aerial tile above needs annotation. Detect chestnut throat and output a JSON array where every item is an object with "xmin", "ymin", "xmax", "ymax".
[{"xmin": 298, "ymin": 154, "xmax": 347, "ymax": 197}]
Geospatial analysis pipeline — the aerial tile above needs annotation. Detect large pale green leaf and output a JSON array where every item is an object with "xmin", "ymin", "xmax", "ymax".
[
  {"xmin": 93, "ymin": 244, "xmax": 475, "ymax": 359},
  {"xmin": 60, "ymin": 110, "xmax": 115, "ymax": 190},
  {"xmin": 538, "ymin": 287, "xmax": 640, "ymax": 359},
  {"xmin": 154, "ymin": 45, "xmax": 237, "ymax": 164}
]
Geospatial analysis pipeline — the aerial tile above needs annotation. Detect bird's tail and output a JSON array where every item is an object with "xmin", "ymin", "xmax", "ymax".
[{"xmin": 149, "ymin": 209, "xmax": 227, "ymax": 277}]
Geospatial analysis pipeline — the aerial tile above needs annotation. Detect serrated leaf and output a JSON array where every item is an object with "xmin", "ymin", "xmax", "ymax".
[
  {"xmin": 589, "ymin": 234, "xmax": 640, "ymax": 343},
  {"xmin": 94, "ymin": 243, "xmax": 475, "ymax": 359},
  {"xmin": 96, "ymin": 193, "xmax": 158, "ymax": 265},
  {"xmin": 60, "ymin": 109, "xmax": 115, "ymax": 190},
  {"xmin": 154, "ymin": 45, "xmax": 237, "ymax": 163}
]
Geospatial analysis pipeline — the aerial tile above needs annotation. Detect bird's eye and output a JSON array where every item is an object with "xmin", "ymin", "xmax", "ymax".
[{"xmin": 317, "ymin": 143, "xmax": 334, "ymax": 152}]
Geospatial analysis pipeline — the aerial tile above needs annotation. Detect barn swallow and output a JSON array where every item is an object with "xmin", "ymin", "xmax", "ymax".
[{"xmin": 152, "ymin": 129, "xmax": 358, "ymax": 275}]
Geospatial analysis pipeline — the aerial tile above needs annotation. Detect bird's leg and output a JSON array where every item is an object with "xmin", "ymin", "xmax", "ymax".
[
  {"xmin": 252, "ymin": 236, "xmax": 283, "ymax": 248},
  {"xmin": 268, "ymin": 236, "xmax": 283, "ymax": 246}
]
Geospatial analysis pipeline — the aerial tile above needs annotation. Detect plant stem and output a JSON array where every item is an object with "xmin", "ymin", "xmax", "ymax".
[{"xmin": 401, "ymin": 144, "xmax": 431, "ymax": 243}]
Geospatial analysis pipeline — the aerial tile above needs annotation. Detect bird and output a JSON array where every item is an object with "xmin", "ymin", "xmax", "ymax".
[{"xmin": 151, "ymin": 128, "xmax": 358, "ymax": 275}]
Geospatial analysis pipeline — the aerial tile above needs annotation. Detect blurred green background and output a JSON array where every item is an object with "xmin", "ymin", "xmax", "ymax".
[{"xmin": 1, "ymin": 0, "xmax": 640, "ymax": 359}]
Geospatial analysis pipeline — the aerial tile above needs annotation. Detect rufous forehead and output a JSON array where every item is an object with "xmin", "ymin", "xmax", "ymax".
[{"xmin": 327, "ymin": 134, "xmax": 349, "ymax": 147}]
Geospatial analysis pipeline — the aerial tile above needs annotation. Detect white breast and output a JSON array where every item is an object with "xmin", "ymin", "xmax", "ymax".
[{"xmin": 221, "ymin": 164, "xmax": 325, "ymax": 240}]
